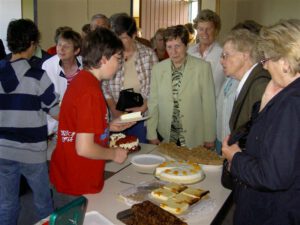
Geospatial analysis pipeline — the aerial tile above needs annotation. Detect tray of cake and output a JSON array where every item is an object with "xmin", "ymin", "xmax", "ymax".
[
  {"xmin": 156, "ymin": 143, "xmax": 224, "ymax": 171},
  {"xmin": 118, "ymin": 180, "xmax": 216, "ymax": 223}
]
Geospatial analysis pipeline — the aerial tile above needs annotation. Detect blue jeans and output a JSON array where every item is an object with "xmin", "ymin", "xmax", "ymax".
[
  {"xmin": 124, "ymin": 120, "xmax": 147, "ymax": 143},
  {"xmin": 215, "ymin": 139, "xmax": 222, "ymax": 155},
  {"xmin": 0, "ymin": 158, "xmax": 53, "ymax": 225}
]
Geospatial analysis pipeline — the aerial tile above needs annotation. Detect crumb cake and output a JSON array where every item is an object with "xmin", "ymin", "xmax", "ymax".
[{"xmin": 158, "ymin": 142, "xmax": 223, "ymax": 165}]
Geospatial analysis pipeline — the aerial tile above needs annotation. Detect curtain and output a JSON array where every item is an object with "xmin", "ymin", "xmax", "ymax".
[{"xmin": 140, "ymin": 0, "xmax": 190, "ymax": 40}]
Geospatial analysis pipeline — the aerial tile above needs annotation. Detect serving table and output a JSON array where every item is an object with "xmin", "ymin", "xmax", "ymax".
[{"xmin": 84, "ymin": 143, "xmax": 232, "ymax": 225}]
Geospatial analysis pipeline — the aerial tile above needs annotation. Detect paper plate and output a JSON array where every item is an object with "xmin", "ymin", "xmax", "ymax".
[
  {"xmin": 131, "ymin": 154, "xmax": 165, "ymax": 169},
  {"xmin": 200, "ymin": 164, "xmax": 223, "ymax": 171},
  {"xmin": 114, "ymin": 116, "xmax": 150, "ymax": 124}
]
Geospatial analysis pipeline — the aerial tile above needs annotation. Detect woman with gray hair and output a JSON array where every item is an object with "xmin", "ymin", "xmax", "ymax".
[
  {"xmin": 90, "ymin": 13, "xmax": 110, "ymax": 30},
  {"xmin": 220, "ymin": 29, "xmax": 270, "ymax": 136},
  {"xmin": 188, "ymin": 9, "xmax": 225, "ymax": 97},
  {"xmin": 222, "ymin": 19, "xmax": 300, "ymax": 225}
]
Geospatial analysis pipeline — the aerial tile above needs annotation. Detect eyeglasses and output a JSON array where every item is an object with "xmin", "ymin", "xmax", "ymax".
[
  {"xmin": 220, "ymin": 52, "xmax": 232, "ymax": 60},
  {"xmin": 113, "ymin": 55, "xmax": 124, "ymax": 64}
]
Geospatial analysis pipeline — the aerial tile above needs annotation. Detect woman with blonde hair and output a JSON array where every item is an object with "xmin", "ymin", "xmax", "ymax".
[
  {"xmin": 188, "ymin": 9, "xmax": 225, "ymax": 97},
  {"xmin": 222, "ymin": 19, "xmax": 300, "ymax": 225}
]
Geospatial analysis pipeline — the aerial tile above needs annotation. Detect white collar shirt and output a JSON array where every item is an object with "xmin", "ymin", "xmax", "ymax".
[{"xmin": 235, "ymin": 63, "xmax": 257, "ymax": 99}]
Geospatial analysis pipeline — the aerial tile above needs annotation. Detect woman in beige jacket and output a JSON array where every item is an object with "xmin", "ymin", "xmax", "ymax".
[{"xmin": 147, "ymin": 25, "xmax": 216, "ymax": 148}]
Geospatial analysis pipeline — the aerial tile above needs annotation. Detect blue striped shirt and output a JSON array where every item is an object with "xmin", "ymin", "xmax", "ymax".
[{"xmin": 0, "ymin": 59, "xmax": 59, "ymax": 163}]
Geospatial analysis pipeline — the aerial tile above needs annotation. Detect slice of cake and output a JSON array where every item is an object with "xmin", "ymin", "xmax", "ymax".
[
  {"xmin": 160, "ymin": 198, "xmax": 189, "ymax": 215},
  {"xmin": 151, "ymin": 188, "xmax": 176, "ymax": 201},
  {"xmin": 148, "ymin": 183, "xmax": 210, "ymax": 217},
  {"xmin": 163, "ymin": 183, "xmax": 187, "ymax": 194},
  {"xmin": 172, "ymin": 192, "xmax": 200, "ymax": 205},
  {"xmin": 181, "ymin": 187, "xmax": 206, "ymax": 198},
  {"xmin": 109, "ymin": 133, "xmax": 140, "ymax": 153},
  {"xmin": 120, "ymin": 111, "xmax": 142, "ymax": 121}
]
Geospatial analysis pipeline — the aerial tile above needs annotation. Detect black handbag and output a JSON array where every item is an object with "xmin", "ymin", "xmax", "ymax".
[
  {"xmin": 221, "ymin": 159, "xmax": 234, "ymax": 189},
  {"xmin": 116, "ymin": 88, "xmax": 144, "ymax": 112},
  {"xmin": 221, "ymin": 115, "xmax": 253, "ymax": 189}
]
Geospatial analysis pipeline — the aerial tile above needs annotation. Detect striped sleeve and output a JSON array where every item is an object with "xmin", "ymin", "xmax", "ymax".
[{"xmin": 38, "ymin": 70, "xmax": 60, "ymax": 116}]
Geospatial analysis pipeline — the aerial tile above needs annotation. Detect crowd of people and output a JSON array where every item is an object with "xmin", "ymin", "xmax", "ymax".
[{"xmin": 1, "ymin": 8, "xmax": 300, "ymax": 225}]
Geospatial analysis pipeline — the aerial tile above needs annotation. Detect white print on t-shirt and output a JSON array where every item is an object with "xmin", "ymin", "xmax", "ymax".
[
  {"xmin": 61, "ymin": 130, "xmax": 76, "ymax": 143},
  {"xmin": 105, "ymin": 110, "xmax": 109, "ymax": 123}
]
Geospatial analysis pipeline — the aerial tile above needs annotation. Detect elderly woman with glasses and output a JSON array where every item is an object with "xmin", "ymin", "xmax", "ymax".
[
  {"xmin": 147, "ymin": 25, "xmax": 216, "ymax": 149},
  {"xmin": 220, "ymin": 29, "xmax": 270, "ymax": 136},
  {"xmin": 222, "ymin": 19, "xmax": 300, "ymax": 225}
]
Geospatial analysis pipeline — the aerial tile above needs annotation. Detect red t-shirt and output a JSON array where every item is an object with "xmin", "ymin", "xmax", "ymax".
[
  {"xmin": 50, "ymin": 70, "xmax": 109, "ymax": 195},
  {"xmin": 47, "ymin": 45, "xmax": 57, "ymax": 55}
]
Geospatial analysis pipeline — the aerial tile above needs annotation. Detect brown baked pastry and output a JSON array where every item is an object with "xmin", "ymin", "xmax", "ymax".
[
  {"xmin": 158, "ymin": 143, "xmax": 223, "ymax": 165},
  {"xmin": 126, "ymin": 200, "xmax": 187, "ymax": 225}
]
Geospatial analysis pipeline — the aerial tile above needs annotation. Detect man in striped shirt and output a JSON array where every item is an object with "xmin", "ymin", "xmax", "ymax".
[{"xmin": 0, "ymin": 19, "xmax": 59, "ymax": 225}]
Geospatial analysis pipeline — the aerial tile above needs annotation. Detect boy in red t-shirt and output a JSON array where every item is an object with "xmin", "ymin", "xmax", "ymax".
[{"xmin": 50, "ymin": 28, "xmax": 133, "ymax": 208}]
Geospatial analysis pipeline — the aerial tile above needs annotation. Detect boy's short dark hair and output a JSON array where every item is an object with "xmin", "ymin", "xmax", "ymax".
[
  {"xmin": 164, "ymin": 25, "xmax": 189, "ymax": 46},
  {"xmin": 58, "ymin": 30, "xmax": 82, "ymax": 51},
  {"xmin": 7, "ymin": 19, "xmax": 40, "ymax": 54},
  {"xmin": 111, "ymin": 14, "xmax": 137, "ymax": 38},
  {"xmin": 81, "ymin": 27, "xmax": 124, "ymax": 69}
]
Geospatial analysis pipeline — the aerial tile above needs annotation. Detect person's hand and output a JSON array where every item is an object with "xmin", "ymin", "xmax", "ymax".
[
  {"xmin": 112, "ymin": 147, "xmax": 128, "ymax": 164},
  {"xmin": 111, "ymin": 108, "xmax": 123, "ymax": 118},
  {"xmin": 149, "ymin": 139, "xmax": 160, "ymax": 145},
  {"xmin": 222, "ymin": 136, "xmax": 241, "ymax": 163},
  {"xmin": 109, "ymin": 119, "xmax": 136, "ymax": 132}
]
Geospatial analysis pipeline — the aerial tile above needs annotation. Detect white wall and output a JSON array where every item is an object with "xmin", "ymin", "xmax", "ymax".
[
  {"xmin": 235, "ymin": 0, "xmax": 300, "ymax": 26},
  {"xmin": 0, "ymin": 0, "xmax": 22, "ymax": 53},
  {"xmin": 219, "ymin": 0, "xmax": 300, "ymax": 41},
  {"xmin": 219, "ymin": 0, "xmax": 237, "ymax": 41},
  {"xmin": 201, "ymin": 0, "xmax": 216, "ymax": 11}
]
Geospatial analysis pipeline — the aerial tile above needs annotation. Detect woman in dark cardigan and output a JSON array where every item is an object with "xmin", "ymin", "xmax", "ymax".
[{"xmin": 222, "ymin": 19, "xmax": 300, "ymax": 225}]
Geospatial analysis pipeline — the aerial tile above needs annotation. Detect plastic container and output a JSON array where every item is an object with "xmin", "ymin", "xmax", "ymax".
[{"xmin": 83, "ymin": 211, "xmax": 114, "ymax": 225}]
